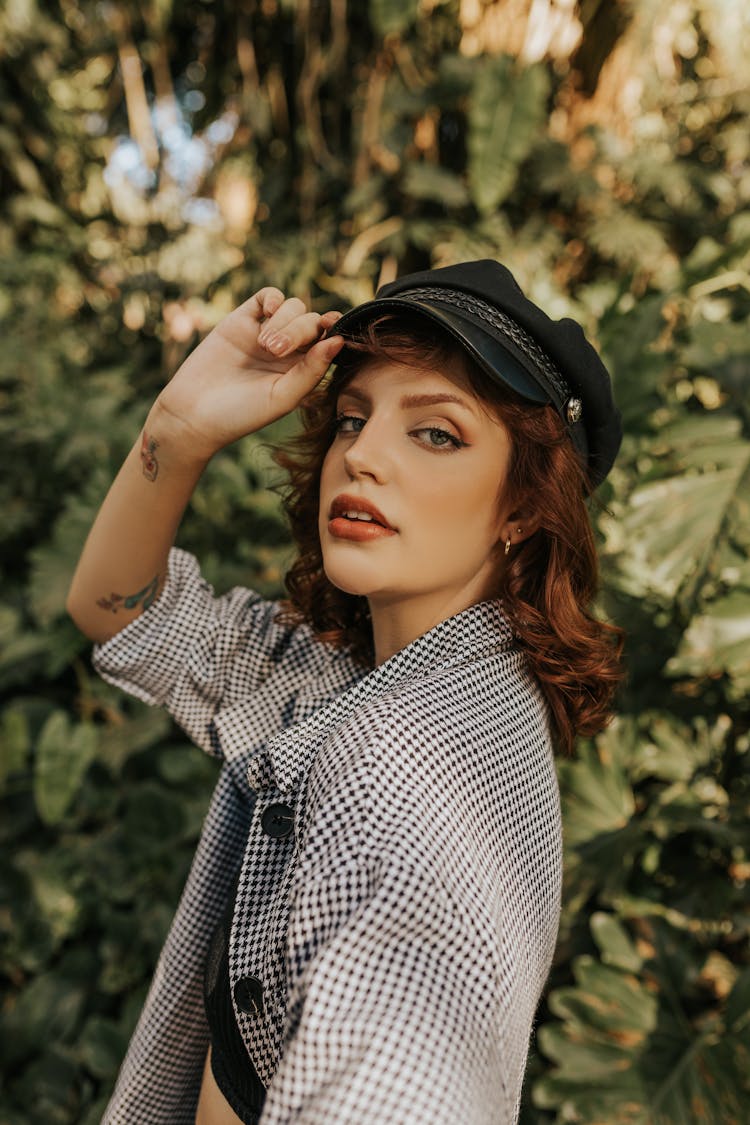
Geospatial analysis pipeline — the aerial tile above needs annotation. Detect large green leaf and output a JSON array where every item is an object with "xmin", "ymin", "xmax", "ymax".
[
  {"xmin": 590, "ymin": 911, "xmax": 644, "ymax": 973},
  {"xmin": 401, "ymin": 161, "xmax": 470, "ymax": 208},
  {"xmin": 586, "ymin": 204, "xmax": 675, "ymax": 276},
  {"xmin": 682, "ymin": 318, "xmax": 750, "ymax": 392},
  {"xmin": 557, "ymin": 739, "xmax": 636, "ymax": 849},
  {"xmin": 549, "ymin": 955, "xmax": 658, "ymax": 1039},
  {"xmin": 467, "ymin": 58, "xmax": 550, "ymax": 214},
  {"xmin": 535, "ymin": 917, "xmax": 750, "ymax": 1123},
  {"xmin": 602, "ymin": 416, "xmax": 750, "ymax": 603},
  {"xmin": 0, "ymin": 705, "xmax": 31, "ymax": 788},
  {"xmin": 13, "ymin": 848, "xmax": 82, "ymax": 950},
  {"xmin": 642, "ymin": 1010, "xmax": 750, "ymax": 1124},
  {"xmin": 602, "ymin": 711, "xmax": 719, "ymax": 787},
  {"xmin": 0, "ymin": 964, "xmax": 89, "ymax": 1067},
  {"xmin": 33, "ymin": 711, "xmax": 98, "ymax": 826},
  {"xmin": 666, "ymin": 590, "xmax": 750, "ymax": 694},
  {"xmin": 96, "ymin": 706, "xmax": 172, "ymax": 773}
]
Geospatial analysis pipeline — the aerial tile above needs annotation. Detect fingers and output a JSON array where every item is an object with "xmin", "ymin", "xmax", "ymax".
[
  {"xmin": 257, "ymin": 299, "xmax": 344, "ymax": 357},
  {"xmin": 266, "ymin": 332, "xmax": 343, "ymax": 417},
  {"xmin": 239, "ymin": 287, "xmax": 286, "ymax": 321},
  {"xmin": 258, "ymin": 306, "xmax": 319, "ymax": 355},
  {"xmin": 294, "ymin": 334, "xmax": 346, "ymax": 393},
  {"xmin": 237, "ymin": 287, "xmax": 345, "ymax": 360}
]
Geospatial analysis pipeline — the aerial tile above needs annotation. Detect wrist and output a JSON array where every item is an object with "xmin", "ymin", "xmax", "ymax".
[{"xmin": 144, "ymin": 398, "xmax": 217, "ymax": 472}]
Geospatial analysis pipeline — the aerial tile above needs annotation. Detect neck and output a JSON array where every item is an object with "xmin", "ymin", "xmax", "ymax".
[{"xmin": 368, "ymin": 580, "xmax": 498, "ymax": 667}]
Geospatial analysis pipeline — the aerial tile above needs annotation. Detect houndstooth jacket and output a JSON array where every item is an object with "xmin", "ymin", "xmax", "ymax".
[{"xmin": 93, "ymin": 547, "xmax": 563, "ymax": 1125}]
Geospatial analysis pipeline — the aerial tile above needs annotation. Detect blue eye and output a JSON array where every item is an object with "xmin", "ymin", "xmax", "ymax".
[
  {"xmin": 334, "ymin": 413, "xmax": 365, "ymax": 433},
  {"xmin": 415, "ymin": 427, "xmax": 465, "ymax": 450},
  {"xmin": 332, "ymin": 413, "xmax": 467, "ymax": 453}
]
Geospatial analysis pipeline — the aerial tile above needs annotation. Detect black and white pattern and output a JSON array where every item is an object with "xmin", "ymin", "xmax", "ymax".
[{"xmin": 93, "ymin": 548, "xmax": 562, "ymax": 1124}]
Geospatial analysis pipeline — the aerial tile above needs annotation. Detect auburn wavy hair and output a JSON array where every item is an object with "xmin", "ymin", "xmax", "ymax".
[{"xmin": 271, "ymin": 315, "xmax": 624, "ymax": 755}]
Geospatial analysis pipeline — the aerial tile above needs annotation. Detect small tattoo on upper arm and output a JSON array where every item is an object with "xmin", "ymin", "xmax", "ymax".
[
  {"xmin": 140, "ymin": 431, "xmax": 159, "ymax": 481},
  {"xmin": 97, "ymin": 574, "xmax": 159, "ymax": 614}
]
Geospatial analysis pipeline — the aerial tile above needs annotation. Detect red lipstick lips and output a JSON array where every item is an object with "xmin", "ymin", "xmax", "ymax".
[{"xmin": 328, "ymin": 494, "xmax": 397, "ymax": 541}]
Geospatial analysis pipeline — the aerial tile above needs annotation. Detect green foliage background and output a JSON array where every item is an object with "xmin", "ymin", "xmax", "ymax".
[{"xmin": 1, "ymin": 1, "xmax": 749, "ymax": 1121}]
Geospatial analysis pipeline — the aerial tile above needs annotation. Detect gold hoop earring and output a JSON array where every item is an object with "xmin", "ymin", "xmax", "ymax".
[{"xmin": 504, "ymin": 537, "xmax": 511, "ymax": 556}]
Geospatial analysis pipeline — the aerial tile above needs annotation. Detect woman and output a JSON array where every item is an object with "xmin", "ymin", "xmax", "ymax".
[{"xmin": 67, "ymin": 259, "xmax": 623, "ymax": 1125}]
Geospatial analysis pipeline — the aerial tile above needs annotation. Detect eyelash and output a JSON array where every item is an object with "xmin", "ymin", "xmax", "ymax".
[{"xmin": 333, "ymin": 413, "xmax": 467, "ymax": 452}]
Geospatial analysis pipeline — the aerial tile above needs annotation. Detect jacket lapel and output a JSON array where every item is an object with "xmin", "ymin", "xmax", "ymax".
[{"xmin": 262, "ymin": 598, "xmax": 513, "ymax": 797}]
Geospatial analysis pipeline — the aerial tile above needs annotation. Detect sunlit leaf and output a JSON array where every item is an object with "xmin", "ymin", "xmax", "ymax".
[
  {"xmin": 667, "ymin": 591, "xmax": 750, "ymax": 693},
  {"xmin": 14, "ymin": 848, "xmax": 81, "ymax": 948},
  {"xmin": 34, "ymin": 711, "xmax": 98, "ymax": 825},
  {"xmin": 0, "ymin": 705, "xmax": 31, "ymax": 787},
  {"xmin": 550, "ymin": 956, "xmax": 657, "ymax": 1037},
  {"xmin": 467, "ymin": 58, "xmax": 549, "ymax": 214},
  {"xmin": 401, "ymin": 162, "xmax": 470, "ymax": 208},
  {"xmin": 587, "ymin": 205, "xmax": 676, "ymax": 276},
  {"xmin": 536, "ymin": 917, "xmax": 750, "ymax": 1124},
  {"xmin": 603, "ymin": 418, "xmax": 750, "ymax": 602},
  {"xmin": 590, "ymin": 912, "xmax": 644, "ymax": 973},
  {"xmin": 557, "ymin": 741, "xmax": 636, "ymax": 848}
]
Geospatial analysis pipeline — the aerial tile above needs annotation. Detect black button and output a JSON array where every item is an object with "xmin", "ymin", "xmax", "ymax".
[
  {"xmin": 261, "ymin": 803, "xmax": 294, "ymax": 839},
  {"xmin": 234, "ymin": 975, "xmax": 264, "ymax": 1016}
]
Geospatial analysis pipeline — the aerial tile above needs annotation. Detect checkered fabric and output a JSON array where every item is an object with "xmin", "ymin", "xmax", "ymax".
[{"xmin": 93, "ymin": 548, "xmax": 562, "ymax": 1125}]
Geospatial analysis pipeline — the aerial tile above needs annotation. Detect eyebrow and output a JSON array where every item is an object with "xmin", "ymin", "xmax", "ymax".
[{"xmin": 337, "ymin": 385, "xmax": 477, "ymax": 415}]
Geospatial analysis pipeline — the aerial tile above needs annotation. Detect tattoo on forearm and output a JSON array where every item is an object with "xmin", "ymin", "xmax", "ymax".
[
  {"xmin": 96, "ymin": 575, "xmax": 159, "ymax": 614},
  {"xmin": 140, "ymin": 431, "xmax": 159, "ymax": 481}
]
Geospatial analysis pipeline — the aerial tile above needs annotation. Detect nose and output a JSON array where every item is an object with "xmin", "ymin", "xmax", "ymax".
[{"xmin": 342, "ymin": 417, "xmax": 390, "ymax": 482}]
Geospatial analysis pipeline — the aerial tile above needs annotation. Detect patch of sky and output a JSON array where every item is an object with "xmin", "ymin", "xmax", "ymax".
[
  {"xmin": 104, "ymin": 137, "xmax": 157, "ymax": 193},
  {"xmin": 182, "ymin": 197, "xmax": 222, "ymax": 226},
  {"xmin": 103, "ymin": 79, "xmax": 239, "ymax": 225}
]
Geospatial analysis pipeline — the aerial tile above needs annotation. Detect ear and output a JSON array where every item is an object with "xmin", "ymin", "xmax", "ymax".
[{"xmin": 499, "ymin": 505, "xmax": 542, "ymax": 551}]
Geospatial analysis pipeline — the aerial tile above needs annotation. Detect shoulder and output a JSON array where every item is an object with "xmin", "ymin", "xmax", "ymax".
[
  {"xmin": 342, "ymin": 649, "xmax": 553, "ymax": 782},
  {"xmin": 307, "ymin": 652, "xmax": 559, "ymax": 879}
]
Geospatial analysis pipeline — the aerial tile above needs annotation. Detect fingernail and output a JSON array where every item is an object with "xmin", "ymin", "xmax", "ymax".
[{"xmin": 267, "ymin": 333, "xmax": 290, "ymax": 354}]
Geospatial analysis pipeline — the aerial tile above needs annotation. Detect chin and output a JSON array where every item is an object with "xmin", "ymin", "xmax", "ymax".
[
  {"xmin": 322, "ymin": 565, "xmax": 375, "ymax": 599},
  {"xmin": 320, "ymin": 551, "xmax": 382, "ymax": 599}
]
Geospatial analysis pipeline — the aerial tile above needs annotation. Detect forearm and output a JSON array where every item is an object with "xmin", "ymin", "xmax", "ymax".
[
  {"xmin": 68, "ymin": 287, "xmax": 342, "ymax": 644},
  {"xmin": 66, "ymin": 400, "xmax": 210, "ymax": 643}
]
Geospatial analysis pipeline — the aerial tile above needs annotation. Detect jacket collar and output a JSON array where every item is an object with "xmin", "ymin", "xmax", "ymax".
[{"xmin": 255, "ymin": 598, "xmax": 514, "ymax": 795}]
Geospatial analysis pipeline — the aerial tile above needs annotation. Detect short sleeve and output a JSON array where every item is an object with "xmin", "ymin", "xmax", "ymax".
[{"xmin": 92, "ymin": 547, "xmax": 305, "ymax": 756}]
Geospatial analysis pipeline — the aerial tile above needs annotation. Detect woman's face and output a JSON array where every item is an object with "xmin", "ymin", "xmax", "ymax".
[{"xmin": 318, "ymin": 356, "xmax": 514, "ymax": 646}]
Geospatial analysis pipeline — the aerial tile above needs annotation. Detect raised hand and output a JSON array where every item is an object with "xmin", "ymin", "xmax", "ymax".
[
  {"xmin": 66, "ymin": 288, "xmax": 345, "ymax": 640},
  {"xmin": 154, "ymin": 288, "xmax": 344, "ymax": 462}
]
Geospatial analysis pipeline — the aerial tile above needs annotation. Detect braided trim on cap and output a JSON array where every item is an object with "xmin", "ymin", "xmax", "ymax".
[{"xmin": 401, "ymin": 285, "xmax": 575, "ymax": 407}]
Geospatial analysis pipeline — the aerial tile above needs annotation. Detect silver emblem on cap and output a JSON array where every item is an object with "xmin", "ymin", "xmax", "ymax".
[{"xmin": 566, "ymin": 397, "xmax": 583, "ymax": 424}]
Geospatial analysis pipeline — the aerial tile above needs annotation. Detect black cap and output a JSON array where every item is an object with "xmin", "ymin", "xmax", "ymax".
[{"xmin": 331, "ymin": 259, "xmax": 622, "ymax": 490}]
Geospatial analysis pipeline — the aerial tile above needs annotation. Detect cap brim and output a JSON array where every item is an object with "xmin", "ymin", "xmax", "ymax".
[{"xmin": 331, "ymin": 296, "xmax": 551, "ymax": 406}]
